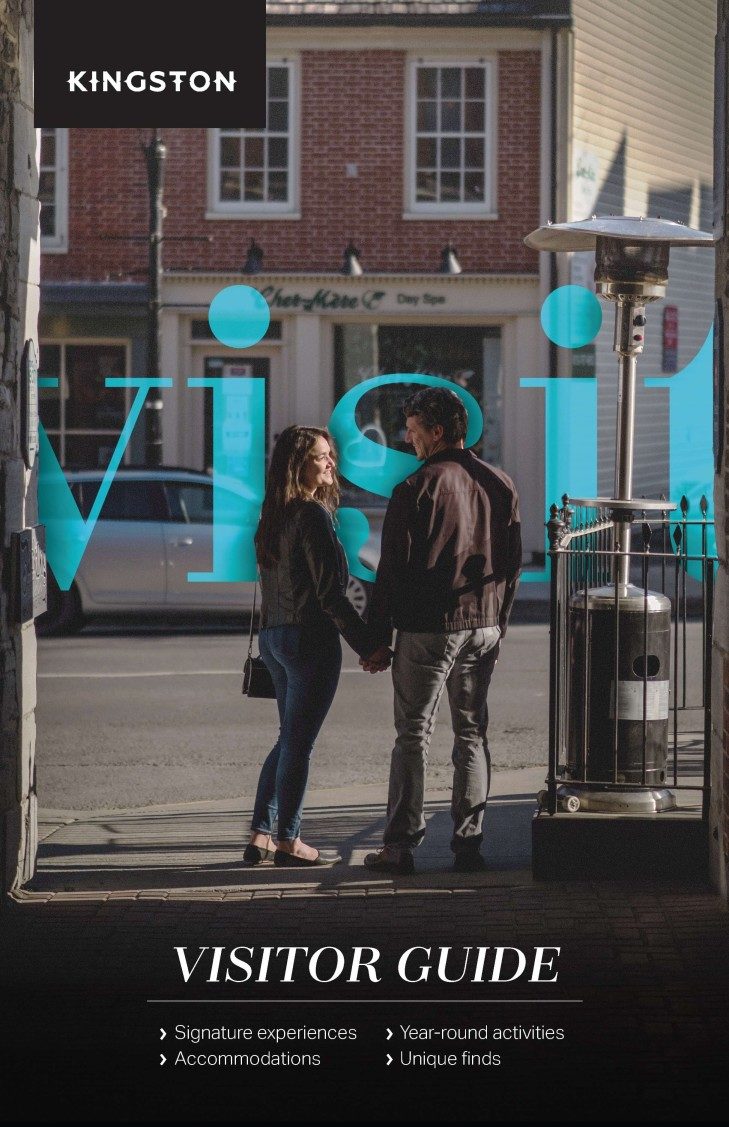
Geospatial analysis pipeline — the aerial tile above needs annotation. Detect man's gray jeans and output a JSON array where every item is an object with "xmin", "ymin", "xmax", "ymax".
[{"xmin": 383, "ymin": 626, "xmax": 502, "ymax": 854}]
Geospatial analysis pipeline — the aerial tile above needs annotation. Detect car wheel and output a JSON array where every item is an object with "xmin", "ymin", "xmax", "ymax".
[
  {"xmin": 36, "ymin": 577, "xmax": 84, "ymax": 637},
  {"xmin": 346, "ymin": 576, "xmax": 371, "ymax": 616}
]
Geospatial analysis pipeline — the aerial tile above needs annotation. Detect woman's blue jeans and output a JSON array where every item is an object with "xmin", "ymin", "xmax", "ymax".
[{"xmin": 252, "ymin": 624, "xmax": 342, "ymax": 841}]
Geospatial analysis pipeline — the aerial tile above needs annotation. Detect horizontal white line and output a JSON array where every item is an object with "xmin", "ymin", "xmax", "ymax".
[
  {"xmin": 39, "ymin": 670, "xmax": 242, "ymax": 679},
  {"xmin": 147, "ymin": 998, "xmax": 582, "ymax": 1004},
  {"xmin": 38, "ymin": 669, "xmax": 367, "ymax": 680}
]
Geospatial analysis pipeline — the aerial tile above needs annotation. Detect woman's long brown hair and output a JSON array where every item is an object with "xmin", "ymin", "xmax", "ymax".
[{"xmin": 255, "ymin": 426, "xmax": 340, "ymax": 567}]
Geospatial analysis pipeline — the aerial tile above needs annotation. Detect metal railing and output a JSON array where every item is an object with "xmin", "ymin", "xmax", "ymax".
[{"xmin": 545, "ymin": 494, "xmax": 715, "ymax": 818}]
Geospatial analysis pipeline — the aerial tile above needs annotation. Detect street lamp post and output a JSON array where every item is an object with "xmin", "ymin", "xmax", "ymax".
[
  {"xmin": 143, "ymin": 129, "xmax": 166, "ymax": 466},
  {"xmin": 103, "ymin": 131, "xmax": 211, "ymax": 467}
]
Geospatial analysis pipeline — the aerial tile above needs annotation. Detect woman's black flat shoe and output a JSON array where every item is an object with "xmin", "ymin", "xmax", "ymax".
[
  {"xmin": 243, "ymin": 842, "xmax": 274, "ymax": 865},
  {"xmin": 273, "ymin": 849, "xmax": 339, "ymax": 868}
]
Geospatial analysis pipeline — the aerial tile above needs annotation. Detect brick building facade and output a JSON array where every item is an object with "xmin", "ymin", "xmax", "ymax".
[{"xmin": 41, "ymin": 50, "xmax": 541, "ymax": 281}]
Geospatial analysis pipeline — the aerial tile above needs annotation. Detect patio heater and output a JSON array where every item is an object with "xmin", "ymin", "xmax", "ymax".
[{"xmin": 524, "ymin": 216, "xmax": 713, "ymax": 813}]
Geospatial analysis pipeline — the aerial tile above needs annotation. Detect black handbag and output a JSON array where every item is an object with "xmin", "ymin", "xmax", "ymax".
[{"xmin": 242, "ymin": 582, "xmax": 277, "ymax": 699}]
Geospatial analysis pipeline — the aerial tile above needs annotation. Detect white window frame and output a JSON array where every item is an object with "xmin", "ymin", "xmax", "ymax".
[
  {"xmin": 404, "ymin": 56, "xmax": 498, "ymax": 220},
  {"xmin": 206, "ymin": 57, "xmax": 300, "ymax": 219},
  {"xmin": 39, "ymin": 128, "xmax": 69, "ymax": 252}
]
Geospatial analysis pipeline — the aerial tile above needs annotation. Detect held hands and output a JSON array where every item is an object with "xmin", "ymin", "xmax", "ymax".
[{"xmin": 360, "ymin": 645, "xmax": 393, "ymax": 674}]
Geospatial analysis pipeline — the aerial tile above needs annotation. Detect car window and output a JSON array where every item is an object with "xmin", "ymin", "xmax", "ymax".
[
  {"xmin": 77, "ymin": 479, "xmax": 167, "ymax": 521},
  {"xmin": 165, "ymin": 482, "xmax": 254, "ymax": 525},
  {"xmin": 165, "ymin": 483, "xmax": 214, "ymax": 524}
]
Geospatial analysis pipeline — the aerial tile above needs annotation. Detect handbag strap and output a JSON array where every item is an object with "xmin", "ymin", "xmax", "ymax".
[{"xmin": 247, "ymin": 577, "xmax": 259, "ymax": 660}]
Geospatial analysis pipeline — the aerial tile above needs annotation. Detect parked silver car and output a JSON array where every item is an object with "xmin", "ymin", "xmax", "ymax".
[{"xmin": 38, "ymin": 468, "xmax": 377, "ymax": 634}]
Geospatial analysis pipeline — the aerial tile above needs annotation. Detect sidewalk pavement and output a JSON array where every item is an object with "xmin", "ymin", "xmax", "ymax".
[
  {"xmin": 29, "ymin": 767, "xmax": 542, "ymax": 896},
  {"xmin": 2, "ymin": 766, "xmax": 729, "ymax": 1123}
]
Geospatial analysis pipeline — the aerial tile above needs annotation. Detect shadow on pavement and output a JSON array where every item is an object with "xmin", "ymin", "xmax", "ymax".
[{"xmin": 28, "ymin": 793, "xmax": 537, "ymax": 894}]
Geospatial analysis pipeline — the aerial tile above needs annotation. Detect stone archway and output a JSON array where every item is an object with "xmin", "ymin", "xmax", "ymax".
[{"xmin": 0, "ymin": 0, "xmax": 40, "ymax": 898}]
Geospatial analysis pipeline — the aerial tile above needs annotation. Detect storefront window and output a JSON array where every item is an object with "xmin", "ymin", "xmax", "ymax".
[
  {"xmin": 39, "ymin": 342, "xmax": 128, "ymax": 467},
  {"xmin": 334, "ymin": 324, "xmax": 502, "ymax": 505},
  {"xmin": 202, "ymin": 356, "xmax": 270, "ymax": 475}
]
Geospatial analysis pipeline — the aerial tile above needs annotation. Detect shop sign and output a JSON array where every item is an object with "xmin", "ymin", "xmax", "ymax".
[
  {"xmin": 571, "ymin": 344, "xmax": 596, "ymax": 378},
  {"xmin": 21, "ymin": 339, "xmax": 39, "ymax": 468},
  {"xmin": 258, "ymin": 286, "xmax": 447, "ymax": 313},
  {"xmin": 662, "ymin": 306, "xmax": 679, "ymax": 372},
  {"xmin": 12, "ymin": 525, "xmax": 47, "ymax": 623},
  {"xmin": 572, "ymin": 148, "xmax": 600, "ymax": 220}
]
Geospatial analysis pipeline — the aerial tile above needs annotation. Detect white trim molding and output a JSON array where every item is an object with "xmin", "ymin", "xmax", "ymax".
[
  {"xmin": 207, "ymin": 57, "xmax": 300, "ymax": 219},
  {"xmin": 39, "ymin": 127, "xmax": 69, "ymax": 253},
  {"xmin": 405, "ymin": 55, "xmax": 498, "ymax": 219}
]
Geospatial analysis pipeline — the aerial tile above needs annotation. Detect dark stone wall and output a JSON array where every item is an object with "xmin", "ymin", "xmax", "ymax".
[{"xmin": 0, "ymin": 0, "xmax": 39, "ymax": 896}]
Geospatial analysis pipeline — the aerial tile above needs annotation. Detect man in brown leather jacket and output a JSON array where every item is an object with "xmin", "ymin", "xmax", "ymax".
[{"xmin": 362, "ymin": 387, "xmax": 521, "ymax": 874}]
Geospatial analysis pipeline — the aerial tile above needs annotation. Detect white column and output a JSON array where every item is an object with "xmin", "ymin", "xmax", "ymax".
[
  {"xmin": 508, "ymin": 314, "xmax": 544, "ymax": 561},
  {"xmin": 291, "ymin": 314, "xmax": 324, "ymax": 426}
]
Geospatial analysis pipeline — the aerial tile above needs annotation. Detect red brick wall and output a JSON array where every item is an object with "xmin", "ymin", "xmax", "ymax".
[{"xmin": 42, "ymin": 49, "xmax": 542, "ymax": 282}]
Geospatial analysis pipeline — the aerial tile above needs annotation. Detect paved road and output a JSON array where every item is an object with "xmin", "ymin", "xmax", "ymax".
[{"xmin": 36, "ymin": 623, "xmax": 549, "ymax": 810}]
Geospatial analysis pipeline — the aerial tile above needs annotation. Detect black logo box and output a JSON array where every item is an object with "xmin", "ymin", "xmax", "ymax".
[{"xmin": 34, "ymin": 0, "xmax": 266, "ymax": 128}]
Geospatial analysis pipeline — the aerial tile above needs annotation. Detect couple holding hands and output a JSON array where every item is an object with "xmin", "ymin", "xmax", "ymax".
[{"xmin": 243, "ymin": 387, "xmax": 521, "ymax": 875}]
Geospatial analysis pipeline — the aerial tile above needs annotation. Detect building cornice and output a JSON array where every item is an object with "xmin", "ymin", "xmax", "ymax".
[
  {"xmin": 266, "ymin": 1, "xmax": 571, "ymax": 29},
  {"xmin": 164, "ymin": 271, "xmax": 539, "ymax": 285}
]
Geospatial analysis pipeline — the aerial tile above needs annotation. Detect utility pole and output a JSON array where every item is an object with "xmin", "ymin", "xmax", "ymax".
[
  {"xmin": 104, "ymin": 130, "xmax": 209, "ymax": 465},
  {"xmin": 143, "ymin": 130, "xmax": 166, "ymax": 465}
]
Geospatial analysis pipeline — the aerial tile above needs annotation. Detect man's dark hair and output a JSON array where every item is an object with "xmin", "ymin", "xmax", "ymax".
[{"xmin": 402, "ymin": 387, "xmax": 467, "ymax": 444}]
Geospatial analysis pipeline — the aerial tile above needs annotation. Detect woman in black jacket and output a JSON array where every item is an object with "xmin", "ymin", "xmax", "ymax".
[{"xmin": 244, "ymin": 425, "xmax": 385, "ymax": 868}]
